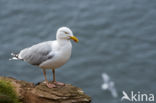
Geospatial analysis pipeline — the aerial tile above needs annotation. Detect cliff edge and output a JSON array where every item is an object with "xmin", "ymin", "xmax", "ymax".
[{"xmin": 0, "ymin": 76, "xmax": 91, "ymax": 103}]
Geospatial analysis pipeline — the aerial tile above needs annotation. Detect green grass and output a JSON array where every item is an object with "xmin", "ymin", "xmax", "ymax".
[{"xmin": 0, "ymin": 80, "xmax": 21, "ymax": 103}]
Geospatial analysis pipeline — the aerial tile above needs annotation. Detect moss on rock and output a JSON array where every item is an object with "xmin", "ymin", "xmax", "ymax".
[{"xmin": 0, "ymin": 80, "xmax": 20, "ymax": 103}]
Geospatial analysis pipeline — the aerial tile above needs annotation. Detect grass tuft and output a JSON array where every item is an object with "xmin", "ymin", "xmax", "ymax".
[{"xmin": 0, "ymin": 80, "xmax": 21, "ymax": 103}]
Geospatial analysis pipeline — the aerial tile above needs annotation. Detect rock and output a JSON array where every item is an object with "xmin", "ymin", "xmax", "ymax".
[{"xmin": 0, "ymin": 76, "xmax": 91, "ymax": 103}]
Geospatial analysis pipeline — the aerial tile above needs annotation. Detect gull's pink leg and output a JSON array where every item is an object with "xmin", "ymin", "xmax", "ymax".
[
  {"xmin": 52, "ymin": 69, "xmax": 65, "ymax": 86},
  {"xmin": 42, "ymin": 69, "xmax": 56, "ymax": 88}
]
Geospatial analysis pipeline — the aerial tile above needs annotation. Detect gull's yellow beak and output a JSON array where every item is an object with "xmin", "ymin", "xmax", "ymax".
[{"xmin": 69, "ymin": 36, "xmax": 79, "ymax": 43}]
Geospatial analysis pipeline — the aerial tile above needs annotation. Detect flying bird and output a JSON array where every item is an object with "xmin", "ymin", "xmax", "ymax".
[
  {"xmin": 101, "ymin": 73, "xmax": 118, "ymax": 98},
  {"xmin": 10, "ymin": 27, "xmax": 79, "ymax": 88}
]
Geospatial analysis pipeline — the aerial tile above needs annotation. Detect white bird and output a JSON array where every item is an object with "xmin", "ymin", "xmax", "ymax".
[
  {"xmin": 10, "ymin": 27, "xmax": 79, "ymax": 88},
  {"xmin": 101, "ymin": 73, "xmax": 118, "ymax": 98}
]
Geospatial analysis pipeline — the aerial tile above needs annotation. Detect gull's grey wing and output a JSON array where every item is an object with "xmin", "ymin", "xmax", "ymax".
[
  {"xmin": 102, "ymin": 73, "xmax": 110, "ymax": 83},
  {"xmin": 109, "ymin": 82, "xmax": 118, "ymax": 98},
  {"xmin": 19, "ymin": 41, "xmax": 54, "ymax": 65},
  {"xmin": 110, "ymin": 86, "xmax": 118, "ymax": 98}
]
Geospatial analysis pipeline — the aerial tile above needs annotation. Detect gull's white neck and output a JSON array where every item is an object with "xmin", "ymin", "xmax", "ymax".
[{"xmin": 56, "ymin": 38, "xmax": 72, "ymax": 46}]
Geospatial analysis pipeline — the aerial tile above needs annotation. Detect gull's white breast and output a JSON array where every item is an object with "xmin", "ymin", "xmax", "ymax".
[{"xmin": 39, "ymin": 41, "xmax": 72, "ymax": 69}]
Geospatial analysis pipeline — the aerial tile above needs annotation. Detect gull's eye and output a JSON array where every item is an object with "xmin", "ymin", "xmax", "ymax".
[{"xmin": 64, "ymin": 31, "xmax": 68, "ymax": 34}]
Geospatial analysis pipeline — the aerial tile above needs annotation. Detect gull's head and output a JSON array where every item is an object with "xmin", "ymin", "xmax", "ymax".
[{"xmin": 56, "ymin": 27, "xmax": 79, "ymax": 43}]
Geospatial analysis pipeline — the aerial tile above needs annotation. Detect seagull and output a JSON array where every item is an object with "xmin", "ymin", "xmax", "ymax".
[
  {"xmin": 10, "ymin": 27, "xmax": 79, "ymax": 88},
  {"xmin": 101, "ymin": 73, "xmax": 118, "ymax": 98}
]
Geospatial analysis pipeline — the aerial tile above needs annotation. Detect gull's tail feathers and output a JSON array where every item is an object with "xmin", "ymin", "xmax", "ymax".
[{"xmin": 9, "ymin": 53, "xmax": 21, "ymax": 60}]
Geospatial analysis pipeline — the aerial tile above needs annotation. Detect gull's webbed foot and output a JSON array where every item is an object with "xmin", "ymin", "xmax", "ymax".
[
  {"xmin": 46, "ymin": 82, "xmax": 56, "ymax": 88},
  {"xmin": 53, "ymin": 81, "xmax": 65, "ymax": 86}
]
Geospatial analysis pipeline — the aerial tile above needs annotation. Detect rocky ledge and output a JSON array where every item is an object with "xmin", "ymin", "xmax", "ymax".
[{"xmin": 0, "ymin": 76, "xmax": 91, "ymax": 103}]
